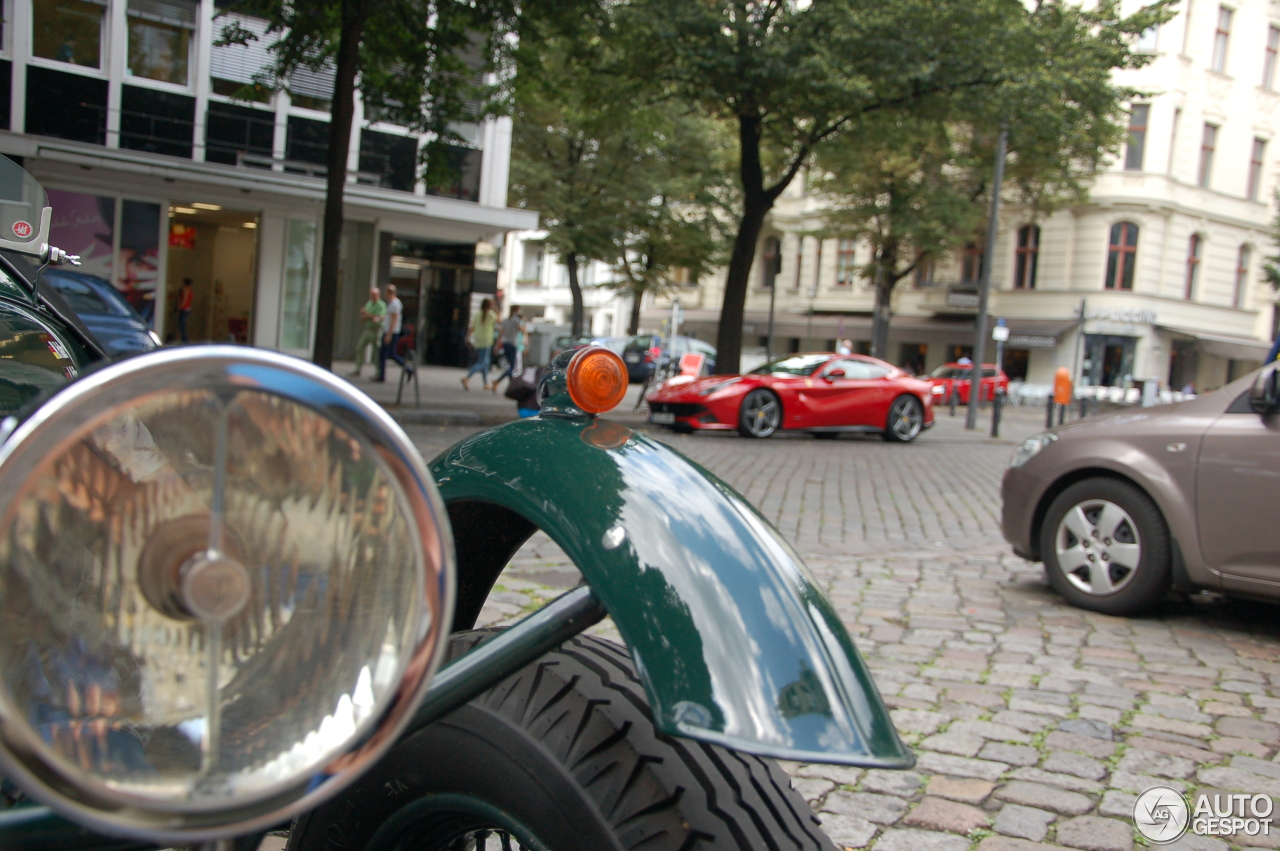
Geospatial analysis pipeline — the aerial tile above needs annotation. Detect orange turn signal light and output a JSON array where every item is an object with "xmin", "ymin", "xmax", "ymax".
[{"xmin": 566, "ymin": 346, "xmax": 628, "ymax": 414}]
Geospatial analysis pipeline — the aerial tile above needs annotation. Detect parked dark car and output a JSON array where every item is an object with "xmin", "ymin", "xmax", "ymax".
[
  {"xmin": 41, "ymin": 269, "xmax": 159, "ymax": 356},
  {"xmin": 1002, "ymin": 365, "xmax": 1280, "ymax": 615},
  {"xmin": 622, "ymin": 333, "xmax": 717, "ymax": 382}
]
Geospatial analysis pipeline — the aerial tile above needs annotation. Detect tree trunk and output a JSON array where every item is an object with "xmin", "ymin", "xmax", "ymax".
[
  {"xmin": 716, "ymin": 115, "xmax": 774, "ymax": 375},
  {"xmin": 628, "ymin": 288, "xmax": 642, "ymax": 335},
  {"xmin": 566, "ymin": 253, "xmax": 584, "ymax": 336},
  {"xmin": 872, "ymin": 277, "xmax": 891, "ymax": 360},
  {"xmin": 311, "ymin": 0, "xmax": 366, "ymax": 369}
]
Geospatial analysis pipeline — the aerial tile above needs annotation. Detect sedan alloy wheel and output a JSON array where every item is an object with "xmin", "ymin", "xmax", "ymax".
[{"xmin": 1053, "ymin": 498, "xmax": 1141, "ymax": 596}]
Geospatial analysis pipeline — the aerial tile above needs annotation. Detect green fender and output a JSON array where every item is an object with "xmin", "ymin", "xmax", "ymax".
[{"xmin": 430, "ymin": 415, "xmax": 913, "ymax": 768}]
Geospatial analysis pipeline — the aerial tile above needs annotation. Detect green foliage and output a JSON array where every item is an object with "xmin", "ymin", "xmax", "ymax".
[
  {"xmin": 613, "ymin": 0, "xmax": 1177, "ymax": 372},
  {"xmin": 1265, "ymin": 190, "xmax": 1280, "ymax": 291},
  {"xmin": 509, "ymin": 21, "xmax": 733, "ymax": 333}
]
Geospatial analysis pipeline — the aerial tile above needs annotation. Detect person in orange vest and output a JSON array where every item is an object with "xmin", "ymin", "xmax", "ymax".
[{"xmin": 177, "ymin": 278, "xmax": 193, "ymax": 344}]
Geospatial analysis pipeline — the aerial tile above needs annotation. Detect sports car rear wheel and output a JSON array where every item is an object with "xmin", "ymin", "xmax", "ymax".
[
  {"xmin": 738, "ymin": 389, "xmax": 781, "ymax": 438},
  {"xmin": 882, "ymin": 395, "xmax": 923, "ymax": 443}
]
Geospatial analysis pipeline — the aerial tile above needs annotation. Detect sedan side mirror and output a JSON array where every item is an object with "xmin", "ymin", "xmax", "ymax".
[
  {"xmin": 824, "ymin": 369, "xmax": 846, "ymax": 381},
  {"xmin": 1249, "ymin": 364, "xmax": 1280, "ymax": 415}
]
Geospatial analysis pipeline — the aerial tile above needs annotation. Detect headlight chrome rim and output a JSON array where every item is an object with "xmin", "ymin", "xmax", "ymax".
[
  {"xmin": 0, "ymin": 346, "xmax": 454, "ymax": 842},
  {"xmin": 1011, "ymin": 432, "xmax": 1058, "ymax": 468}
]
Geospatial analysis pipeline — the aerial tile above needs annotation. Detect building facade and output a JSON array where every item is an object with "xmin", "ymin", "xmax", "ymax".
[
  {"xmin": 2, "ymin": 0, "xmax": 536, "ymax": 363},
  {"xmin": 495, "ymin": 230, "xmax": 634, "ymax": 338},
  {"xmin": 647, "ymin": 0, "xmax": 1280, "ymax": 393}
]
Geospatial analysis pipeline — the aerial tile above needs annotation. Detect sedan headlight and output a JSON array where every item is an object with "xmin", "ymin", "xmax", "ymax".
[
  {"xmin": 931, "ymin": 385, "xmax": 945, "ymax": 395},
  {"xmin": 698, "ymin": 377, "xmax": 742, "ymax": 396},
  {"xmin": 1011, "ymin": 432, "xmax": 1058, "ymax": 468},
  {"xmin": 0, "ymin": 347, "xmax": 452, "ymax": 842}
]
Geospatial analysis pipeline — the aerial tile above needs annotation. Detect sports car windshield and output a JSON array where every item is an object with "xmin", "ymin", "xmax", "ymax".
[{"xmin": 750, "ymin": 354, "xmax": 830, "ymax": 376}]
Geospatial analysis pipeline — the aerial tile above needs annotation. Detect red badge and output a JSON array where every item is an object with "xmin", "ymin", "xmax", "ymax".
[{"xmin": 11, "ymin": 221, "xmax": 32, "ymax": 239}]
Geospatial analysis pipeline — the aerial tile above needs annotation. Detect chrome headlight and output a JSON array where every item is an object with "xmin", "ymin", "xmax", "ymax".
[
  {"xmin": 931, "ymin": 385, "xmax": 945, "ymax": 395},
  {"xmin": 1011, "ymin": 432, "xmax": 1058, "ymax": 468},
  {"xmin": 0, "ymin": 347, "xmax": 453, "ymax": 842}
]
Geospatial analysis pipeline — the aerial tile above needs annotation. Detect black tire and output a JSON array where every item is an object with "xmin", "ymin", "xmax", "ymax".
[
  {"xmin": 881, "ymin": 395, "xmax": 924, "ymax": 443},
  {"xmin": 289, "ymin": 631, "xmax": 834, "ymax": 851},
  {"xmin": 1039, "ymin": 477, "xmax": 1171, "ymax": 615},
  {"xmin": 738, "ymin": 389, "xmax": 782, "ymax": 438}
]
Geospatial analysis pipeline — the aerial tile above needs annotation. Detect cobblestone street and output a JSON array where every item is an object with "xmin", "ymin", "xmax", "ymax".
[{"xmin": 405, "ymin": 406, "xmax": 1280, "ymax": 851}]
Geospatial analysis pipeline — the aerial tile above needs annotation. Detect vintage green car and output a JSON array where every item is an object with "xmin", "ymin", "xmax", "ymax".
[{"xmin": 0, "ymin": 157, "xmax": 911, "ymax": 850}]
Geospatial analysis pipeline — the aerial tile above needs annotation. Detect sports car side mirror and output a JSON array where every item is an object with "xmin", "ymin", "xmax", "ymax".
[
  {"xmin": 824, "ymin": 369, "xmax": 846, "ymax": 381},
  {"xmin": 1249, "ymin": 363, "xmax": 1280, "ymax": 415}
]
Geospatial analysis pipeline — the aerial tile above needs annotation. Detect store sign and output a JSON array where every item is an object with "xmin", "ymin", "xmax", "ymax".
[
  {"xmin": 946, "ymin": 291, "xmax": 980, "ymax": 309},
  {"xmin": 1007, "ymin": 334, "xmax": 1057, "ymax": 349},
  {"xmin": 1082, "ymin": 306, "xmax": 1157, "ymax": 324}
]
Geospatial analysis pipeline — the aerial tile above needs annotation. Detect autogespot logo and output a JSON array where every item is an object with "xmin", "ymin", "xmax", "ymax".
[{"xmin": 1134, "ymin": 785, "xmax": 1190, "ymax": 844}]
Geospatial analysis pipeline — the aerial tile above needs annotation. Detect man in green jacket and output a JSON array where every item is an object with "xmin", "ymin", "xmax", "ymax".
[{"xmin": 351, "ymin": 286, "xmax": 386, "ymax": 378}]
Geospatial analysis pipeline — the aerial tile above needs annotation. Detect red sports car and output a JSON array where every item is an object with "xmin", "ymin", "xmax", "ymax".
[
  {"xmin": 645, "ymin": 353, "xmax": 935, "ymax": 442},
  {"xmin": 926, "ymin": 362, "xmax": 1009, "ymax": 404}
]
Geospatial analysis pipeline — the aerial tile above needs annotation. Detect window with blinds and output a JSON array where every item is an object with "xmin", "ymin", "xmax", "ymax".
[{"xmin": 210, "ymin": 13, "xmax": 276, "ymax": 90}]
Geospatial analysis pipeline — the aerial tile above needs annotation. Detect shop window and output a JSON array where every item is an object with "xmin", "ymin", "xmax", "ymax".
[
  {"xmin": 1125, "ymin": 105, "xmax": 1149, "ymax": 170},
  {"xmin": 1199, "ymin": 123, "xmax": 1217, "ymax": 188},
  {"xmin": 1083, "ymin": 334, "xmax": 1137, "ymax": 388},
  {"xmin": 25, "ymin": 65, "xmax": 107, "ymax": 145},
  {"xmin": 120, "ymin": 85, "xmax": 194, "ymax": 158},
  {"xmin": 761, "ymin": 236, "xmax": 781, "ymax": 289},
  {"xmin": 1212, "ymin": 5, "xmax": 1232, "ymax": 73},
  {"xmin": 1249, "ymin": 138, "xmax": 1266, "ymax": 201},
  {"xmin": 961, "ymin": 242, "xmax": 983, "ymax": 284},
  {"xmin": 289, "ymin": 64, "xmax": 335, "ymax": 113},
  {"xmin": 127, "ymin": 0, "xmax": 196, "ymax": 86},
  {"xmin": 1185, "ymin": 234, "xmax": 1202, "ymax": 300},
  {"xmin": 898, "ymin": 343, "xmax": 927, "ymax": 376},
  {"xmin": 1014, "ymin": 225, "xmax": 1039, "ymax": 289},
  {"xmin": 286, "ymin": 115, "xmax": 329, "ymax": 166},
  {"xmin": 205, "ymin": 101, "xmax": 275, "ymax": 166},
  {"xmin": 1105, "ymin": 222, "xmax": 1139, "ymax": 290},
  {"xmin": 33, "ymin": 0, "xmax": 105, "ymax": 69},
  {"xmin": 281, "ymin": 219, "xmax": 316, "ymax": 350},
  {"xmin": 835, "ymin": 238, "xmax": 856, "ymax": 286},
  {"xmin": 424, "ymin": 144, "xmax": 482, "ymax": 202},
  {"xmin": 358, "ymin": 129, "xmax": 418, "ymax": 192},
  {"xmin": 855, "ymin": 341, "xmax": 872, "ymax": 356},
  {"xmin": 947, "ymin": 344, "xmax": 973, "ymax": 363},
  {"xmin": 1002, "ymin": 349, "xmax": 1030, "ymax": 381},
  {"xmin": 1235, "ymin": 244, "xmax": 1251, "ymax": 308}
]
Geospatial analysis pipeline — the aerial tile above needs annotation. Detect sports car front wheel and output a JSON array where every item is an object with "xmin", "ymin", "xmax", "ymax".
[
  {"xmin": 738, "ymin": 389, "xmax": 782, "ymax": 438},
  {"xmin": 882, "ymin": 395, "xmax": 924, "ymax": 443}
]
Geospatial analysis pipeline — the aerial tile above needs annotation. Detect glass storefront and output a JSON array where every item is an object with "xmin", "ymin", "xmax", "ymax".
[
  {"xmin": 281, "ymin": 219, "xmax": 316, "ymax": 351},
  {"xmin": 1082, "ymin": 334, "xmax": 1137, "ymax": 387}
]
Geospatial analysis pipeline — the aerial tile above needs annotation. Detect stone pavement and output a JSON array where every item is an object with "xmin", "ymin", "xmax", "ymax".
[{"xmin": 396, "ymin": 404, "xmax": 1280, "ymax": 851}]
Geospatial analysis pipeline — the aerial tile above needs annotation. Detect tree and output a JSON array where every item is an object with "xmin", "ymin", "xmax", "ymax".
[
  {"xmin": 620, "ymin": 0, "xmax": 1173, "ymax": 373},
  {"xmin": 509, "ymin": 26, "xmax": 731, "ymax": 336},
  {"xmin": 218, "ymin": 0, "xmax": 518, "ymax": 368},
  {"xmin": 1264, "ymin": 190, "xmax": 1280, "ymax": 292}
]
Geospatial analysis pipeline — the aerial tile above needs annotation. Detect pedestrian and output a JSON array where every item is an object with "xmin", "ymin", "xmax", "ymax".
[
  {"xmin": 177, "ymin": 278, "xmax": 193, "ymax": 343},
  {"xmin": 376, "ymin": 284, "xmax": 405, "ymax": 382},
  {"xmin": 461, "ymin": 297, "xmax": 499, "ymax": 391},
  {"xmin": 350, "ymin": 286, "xmax": 385, "ymax": 378},
  {"xmin": 492, "ymin": 305, "xmax": 527, "ymax": 393},
  {"xmin": 836, "ymin": 339, "xmax": 852, "ymax": 355},
  {"xmin": 504, "ymin": 365, "xmax": 543, "ymax": 418}
]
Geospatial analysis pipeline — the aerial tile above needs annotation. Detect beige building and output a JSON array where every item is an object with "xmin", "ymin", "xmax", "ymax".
[{"xmin": 646, "ymin": 0, "xmax": 1280, "ymax": 392}]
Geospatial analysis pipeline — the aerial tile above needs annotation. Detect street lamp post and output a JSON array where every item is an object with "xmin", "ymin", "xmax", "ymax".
[{"xmin": 966, "ymin": 128, "xmax": 1008, "ymax": 431}]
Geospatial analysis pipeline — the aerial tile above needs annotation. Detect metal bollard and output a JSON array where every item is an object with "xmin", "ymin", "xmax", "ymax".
[
  {"xmin": 949, "ymin": 387, "xmax": 957, "ymax": 417},
  {"xmin": 1058, "ymin": 403, "xmax": 1066, "ymax": 426},
  {"xmin": 991, "ymin": 391, "xmax": 1003, "ymax": 438},
  {"xmin": 1046, "ymin": 396, "xmax": 1054, "ymax": 428},
  {"xmin": 1079, "ymin": 397, "xmax": 1088, "ymax": 420}
]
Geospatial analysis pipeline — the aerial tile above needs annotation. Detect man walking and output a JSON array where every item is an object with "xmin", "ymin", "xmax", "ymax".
[
  {"xmin": 351, "ymin": 286, "xmax": 385, "ymax": 378},
  {"xmin": 376, "ymin": 284, "xmax": 406, "ymax": 382},
  {"xmin": 492, "ymin": 305, "xmax": 526, "ymax": 392}
]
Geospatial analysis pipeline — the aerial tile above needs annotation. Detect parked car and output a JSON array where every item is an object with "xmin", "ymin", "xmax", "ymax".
[
  {"xmin": 1002, "ymin": 365, "xmax": 1280, "ymax": 615},
  {"xmin": 622, "ymin": 333, "xmax": 717, "ymax": 382},
  {"xmin": 0, "ymin": 157, "xmax": 911, "ymax": 851},
  {"xmin": 647, "ymin": 352, "xmax": 935, "ymax": 441},
  {"xmin": 926, "ymin": 362, "xmax": 1008, "ymax": 403},
  {"xmin": 41, "ymin": 269, "xmax": 159, "ymax": 356}
]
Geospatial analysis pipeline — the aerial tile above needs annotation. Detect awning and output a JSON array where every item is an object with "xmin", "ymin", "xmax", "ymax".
[{"xmin": 1158, "ymin": 326, "xmax": 1271, "ymax": 362}]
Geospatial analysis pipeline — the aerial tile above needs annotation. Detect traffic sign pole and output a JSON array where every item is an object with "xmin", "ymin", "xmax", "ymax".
[{"xmin": 966, "ymin": 128, "xmax": 1008, "ymax": 431}]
